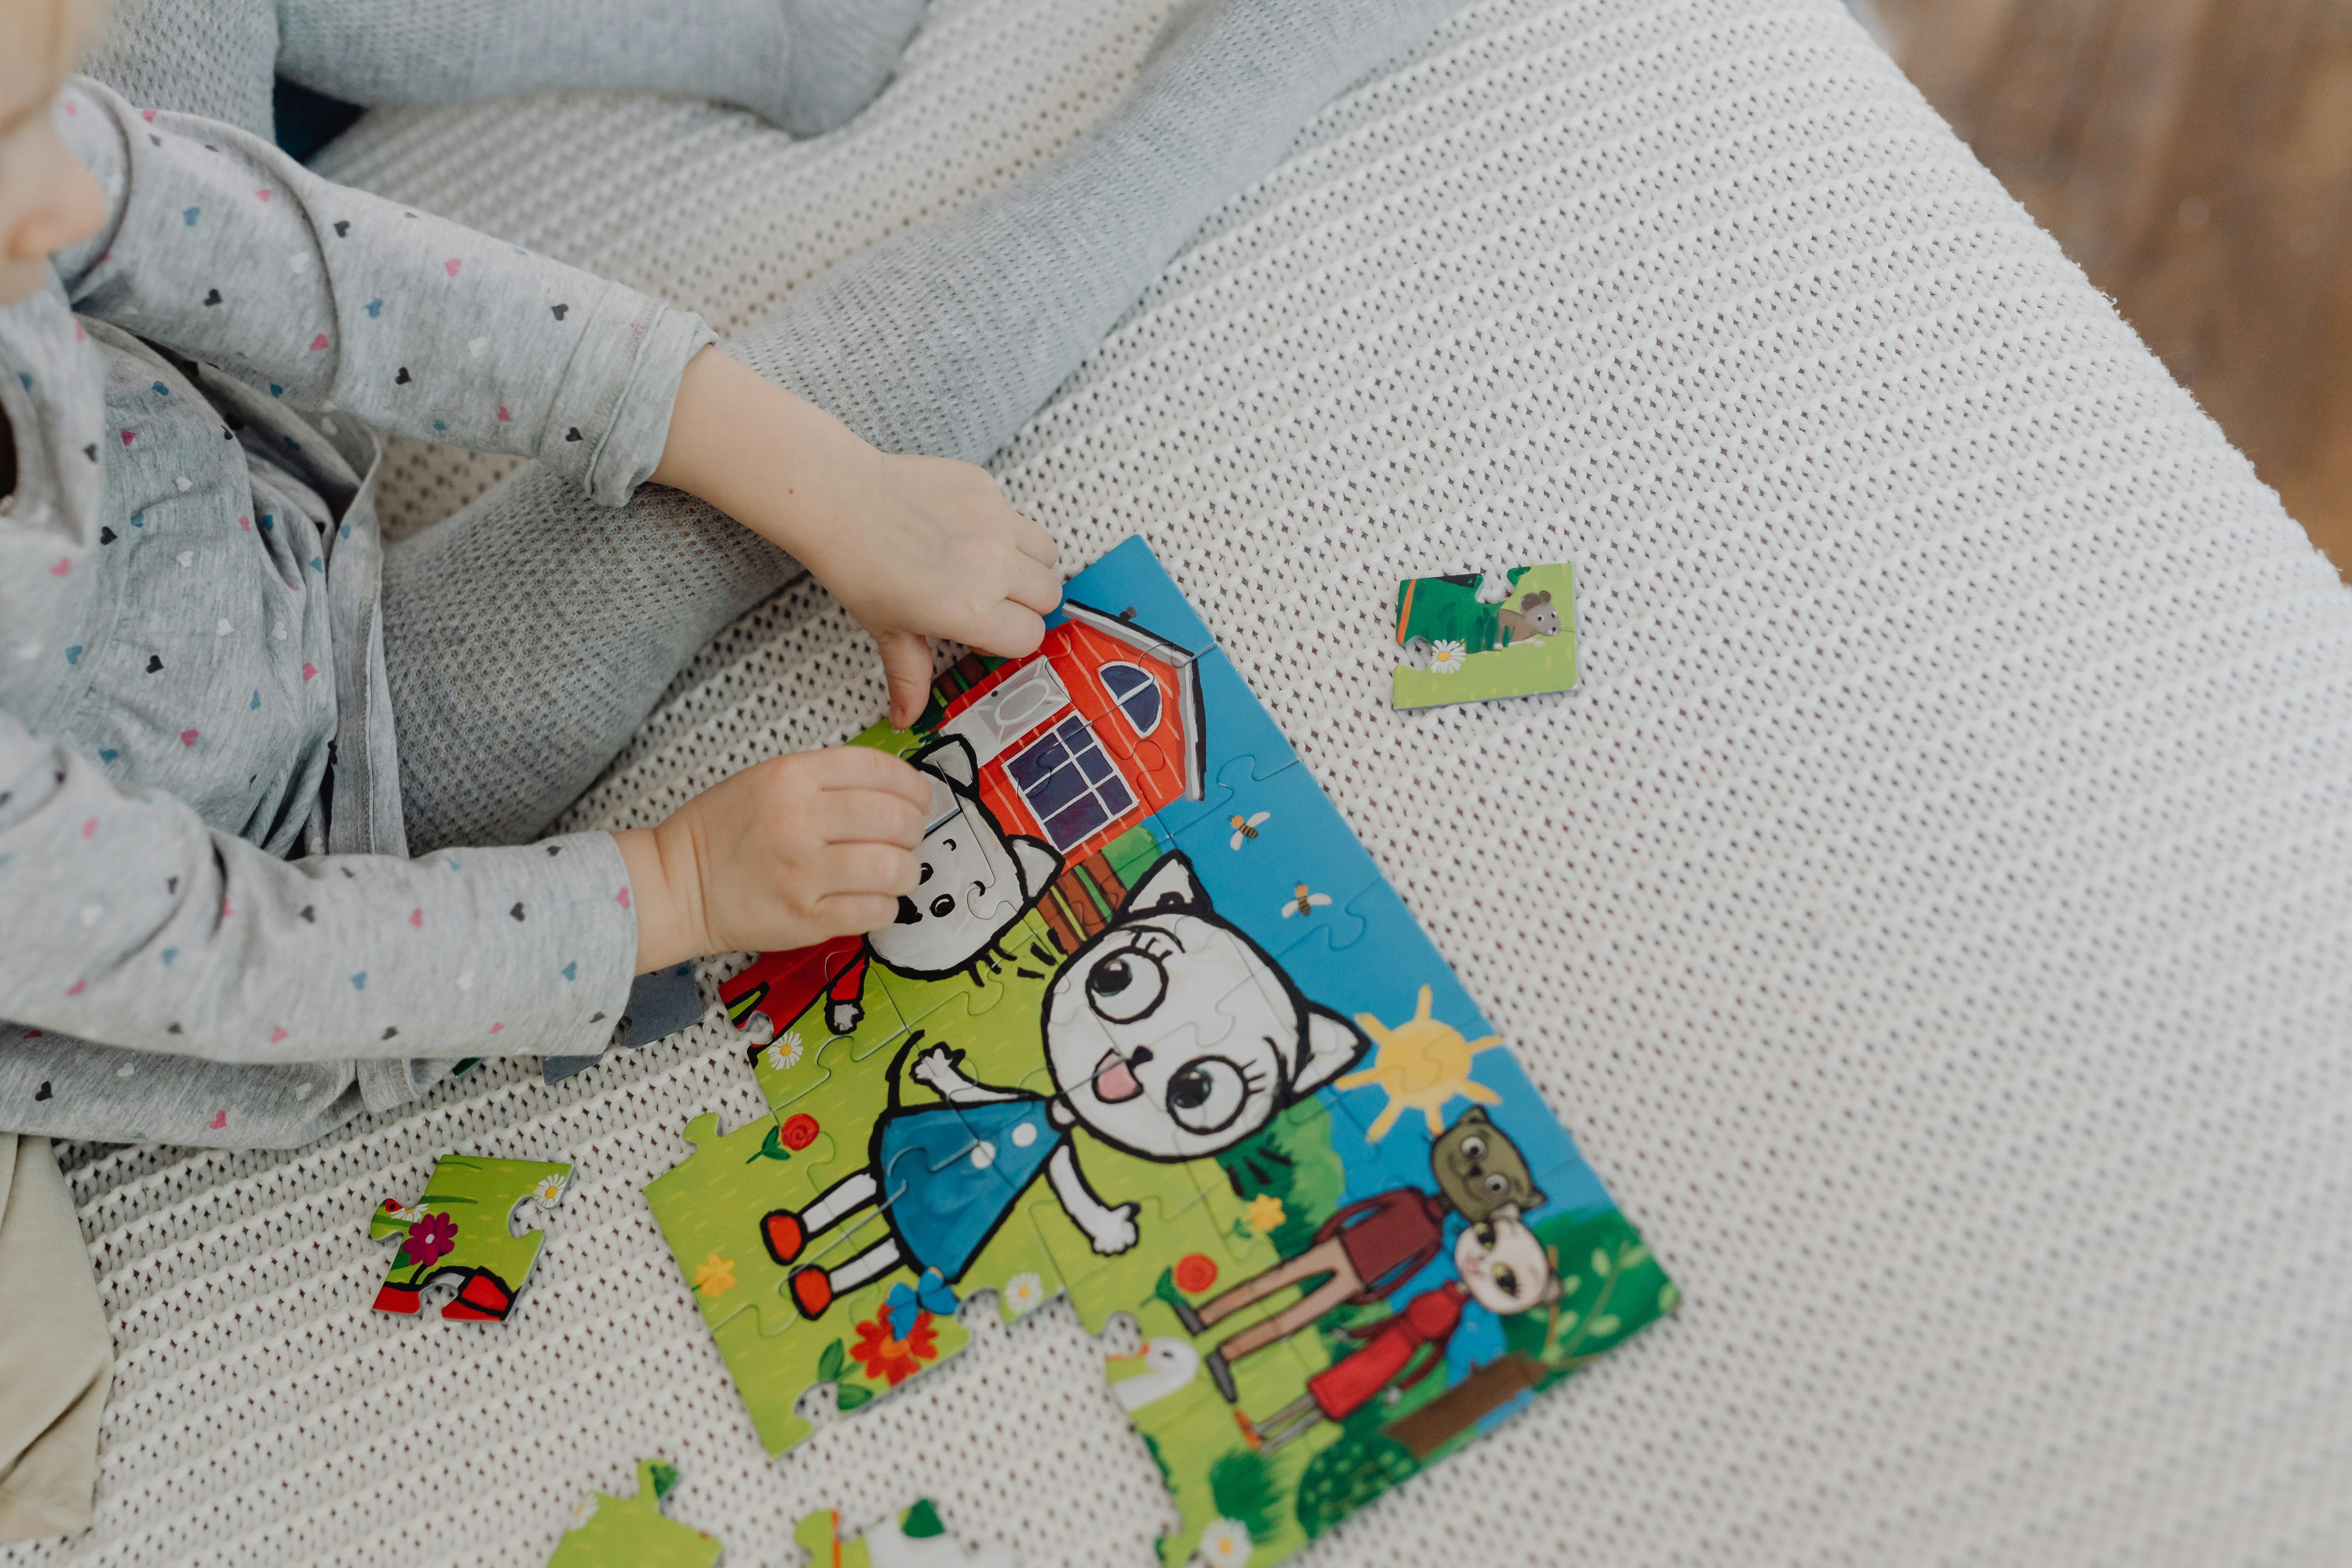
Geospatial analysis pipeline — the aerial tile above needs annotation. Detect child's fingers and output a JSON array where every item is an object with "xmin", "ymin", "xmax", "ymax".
[
  {"xmin": 1005, "ymin": 555, "xmax": 1064, "ymax": 617},
  {"xmin": 810, "ymin": 742, "xmax": 932, "ymax": 809},
  {"xmin": 818, "ymin": 842, "xmax": 921, "ymax": 898},
  {"xmin": 811, "ymin": 787, "xmax": 925, "ymax": 848},
  {"xmin": 820, "ymin": 892, "xmax": 908, "ymax": 935},
  {"xmin": 874, "ymin": 630, "xmax": 936, "ymax": 730},
  {"xmin": 972, "ymin": 600, "xmax": 1048, "ymax": 660},
  {"xmin": 1012, "ymin": 513, "xmax": 1060, "ymax": 567}
]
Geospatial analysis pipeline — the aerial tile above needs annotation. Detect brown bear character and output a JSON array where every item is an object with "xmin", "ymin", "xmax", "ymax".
[{"xmin": 1175, "ymin": 1105, "xmax": 1548, "ymax": 1400}]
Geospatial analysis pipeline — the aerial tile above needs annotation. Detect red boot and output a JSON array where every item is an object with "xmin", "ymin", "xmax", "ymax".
[
  {"xmin": 372, "ymin": 1282, "xmax": 423, "ymax": 1315},
  {"xmin": 443, "ymin": 1272, "xmax": 515, "ymax": 1321},
  {"xmin": 790, "ymin": 1267, "xmax": 833, "ymax": 1320},
  {"xmin": 762, "ymin": 1209, "xmax": 805, "ymax": 1265}
]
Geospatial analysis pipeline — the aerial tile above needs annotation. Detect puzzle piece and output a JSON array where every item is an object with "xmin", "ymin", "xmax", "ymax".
[
  {"xmin": 1390, "ymin": 562, "xmax": 1578, "ymax": 711},
  {"xmin": 1139, "ymin": 648, "xmax": 1300, "ymax": 841},
  {"xmin": 545, "ymin": 1458, "xmax": 719, "ymax": 1568},
  {"xmin": 643, "ymin": 1110, "xmax": 836, "ymax": 1341},
  {"xmin": 370, "ymin": 1153, "xmax": 571, "ymax": 1322},
  {"xmin": 792, "ymin": 1497, "xmax": 1015, "ymax": 1568},
  {"xmin": 1041, "ymin": 533, "xmax": 1218, "ymax": 656},
  {"xmin": 545, "ymin": 962, "xmax": 705, "ymax": 1082}
]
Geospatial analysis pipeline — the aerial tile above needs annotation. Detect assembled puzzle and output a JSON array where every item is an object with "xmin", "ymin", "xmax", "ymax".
[
  {"xmin": 1391, "ymin": 563, "xmax": 1578, "ymax": 710},
  {"xmin": 545, "ymin": 1459, "xmax": 721, "ymax": 1568},
  {"xmin": 645, "ymin": 538, "xmax": 1672, "ymax": 1567},
  {"xmin": 372, "ymin": 1153, "xmax": 570, "ymax": 1321}
]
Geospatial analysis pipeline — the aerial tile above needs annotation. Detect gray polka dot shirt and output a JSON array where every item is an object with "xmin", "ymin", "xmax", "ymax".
[{"xmin": 0, "ymin": 79, "xmax": 714, "ymax": 1128}]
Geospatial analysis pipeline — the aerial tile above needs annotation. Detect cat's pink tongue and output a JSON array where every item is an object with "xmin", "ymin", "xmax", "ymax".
[{"xmin": 1092, "ymin": 1052, "xmax": 1142, "ymax": 1103}]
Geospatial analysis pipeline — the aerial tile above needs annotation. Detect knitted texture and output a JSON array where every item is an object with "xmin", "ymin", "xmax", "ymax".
[{"xmin": 14, "ymin": 0, "xmax": 2352, "ymax": 1563}]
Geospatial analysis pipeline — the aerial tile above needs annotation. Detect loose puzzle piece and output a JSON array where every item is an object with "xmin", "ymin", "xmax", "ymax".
[
  {"xmin": 645, "ymin": 538, "xmax": 1671, "ymax": 1564},
  {"xmin": 370, "ymin": 1153, "xmax": 570, "ymax": 1322},
  {"xmin": 1391, "ymin": 562, "xmax": 1578, "ymax": 710},
  {"xmin": 793, "ymin": 1497, "xmax": 1015, "ymax": 1568},
  {"xmin": 546, "ymin": 962, "xmax": 707, "ymax": 1082},
  {"xmin": 545, "ymin": 1458, "xmax": 720, "ymax": 1568}
]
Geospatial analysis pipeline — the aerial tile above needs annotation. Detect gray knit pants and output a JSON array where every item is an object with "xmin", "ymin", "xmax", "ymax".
[{"xmin": 68, "ymin": 0, "xmax": 1471, "ymax": 1146}]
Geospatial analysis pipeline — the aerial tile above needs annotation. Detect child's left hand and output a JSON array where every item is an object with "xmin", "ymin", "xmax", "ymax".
[{"xmin": 651, "ymin": 349, "xmax": 1063, "ymax": 727}]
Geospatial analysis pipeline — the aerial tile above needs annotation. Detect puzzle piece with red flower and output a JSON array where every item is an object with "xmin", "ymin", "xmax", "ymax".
[{"xmin": 370, "ymin": 1153, "xmax": 571, "ymax": 1322}]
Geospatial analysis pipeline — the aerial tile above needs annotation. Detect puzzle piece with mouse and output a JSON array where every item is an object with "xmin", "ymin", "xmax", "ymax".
[
  {"xmin": 1391, "ymin": 562, "xmax": 1578, "ymax": 710},
  {"xmin": 646, "ymin": 537, "xmax": 1672, "ymax": 1566},
  {"xmin": 371, "ymin": 1153, "xmax": 570, "ymax": 1322}
]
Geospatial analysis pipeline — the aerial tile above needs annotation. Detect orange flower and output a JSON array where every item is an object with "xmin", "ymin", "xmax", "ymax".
[
  {"xmin": 1174, "ymin": 1253, "xmax": 1219, "ymax": 1294},
  {"xmin": 850, "ymin": 1309, "xmax": 939, "ymax": 1386}
]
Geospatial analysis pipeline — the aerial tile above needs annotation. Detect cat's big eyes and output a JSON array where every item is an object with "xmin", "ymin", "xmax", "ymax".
[
  {"xmin": 1460, "ymin": 1135, "xmax": 1487, "ymax": 1160},
  {"xmin": 1166, "ymin": 1057, "xmax": 1248, "ymax": 1135},
  {"xmin": 1483, "ymin": 1172, "xmax": 1508, "ymax": 1196},
  {"xmin": 1085, "ymin": 949, "xmax": 1167, "ymax": 1022}
]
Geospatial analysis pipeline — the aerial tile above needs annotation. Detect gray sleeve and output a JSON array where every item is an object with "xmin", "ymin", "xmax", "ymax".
[
  {"xmin": 47, "ymin": 77, "xmax": 713, "ymax": 506},
  {"xmin": 0, "ymin": 710, "xmax": 639, "ymax": 1062}
]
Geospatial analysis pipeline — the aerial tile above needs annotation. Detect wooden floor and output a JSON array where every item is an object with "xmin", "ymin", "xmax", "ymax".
[{"xmin": 1868, "ymin": 0, "xmax": 2352, "ymax": 575}]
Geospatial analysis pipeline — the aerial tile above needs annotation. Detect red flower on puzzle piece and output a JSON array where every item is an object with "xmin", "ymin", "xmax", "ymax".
[
  {"xmin": 1174, "ymin": 1253, "xmax": 1219, "ymax": 1294},
  {"xmin": 850, "ymin": 1310, "xmax": 937, "ymax": 1386},
  {"xmin": 403, "ymin": 1211, "xmax": 457, "ymax": 1269},
  {"xmin": 780, "ymin": 1113, "xmax": 820, "ymax": 1151}
]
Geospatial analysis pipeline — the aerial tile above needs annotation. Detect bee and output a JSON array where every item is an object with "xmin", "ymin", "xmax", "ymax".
[
  {"xmin": 1228, "ymin": 811, "xmax": 1271, "ymax": 850},
  {"xmin": 1279, "ymin": 883, "xmax": 1332, "ymax": 919}
]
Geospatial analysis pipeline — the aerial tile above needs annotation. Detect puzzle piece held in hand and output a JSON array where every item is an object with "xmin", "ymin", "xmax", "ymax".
[
  {"xmin": 792, "ymin": 1497, "xmax": 1015, "ymax": 1568},
  {"xmin": 370, "ymin": 1153, "xmax": 570, "ymax": 1322},
  {"xmin": 544, "ymin": 1458, "xmax": 719, "ymax": 1568}
]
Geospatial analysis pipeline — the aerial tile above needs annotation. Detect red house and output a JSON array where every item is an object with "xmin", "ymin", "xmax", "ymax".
[{"xmin": 929, "ymin": 601, "xmax": 1206, "ymax": 947}]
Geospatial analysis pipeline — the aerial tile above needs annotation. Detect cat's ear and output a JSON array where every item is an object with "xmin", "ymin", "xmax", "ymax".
[
  {"xmin": 913, "ymin": 733, "xmax": 979, "ymax": 789},
  {"xmin": 1292, "ymin": 1004, "xmax": 1370, "ymax": 1096},
  {"xmin": 1521, "ymin": 1186, "xmax": 1547, "ymax": 1213},
  {"xmin": 1121, "ymin": 850, "xmax": 1206, "ymax": 916},
  {"xmin": 1009, "ymin": 835, "xmax": 1061, "ymax": 898}
]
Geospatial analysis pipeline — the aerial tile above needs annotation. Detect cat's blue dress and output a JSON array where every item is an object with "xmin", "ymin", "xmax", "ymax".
[{"xmin": 876, "ymin": 1097, "xmax": 1066, "ymax": 1280}]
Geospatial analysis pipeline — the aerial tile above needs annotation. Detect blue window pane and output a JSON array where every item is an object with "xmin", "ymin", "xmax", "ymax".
[
  {"xmin": 1101, "ymin": 663, "xmax": 1151, "ymax": 700},
  {"xmin": 1024, "ymin": 755, "xmax": 1088, "ymax": 817},
  {"xmin": 1119, "ymin": 683, "xmax": 1161, "ymax": 734},
  {"xmin": 1077, "ymin": 741, "xmax": 1117, "ymax": 784},
  {"xmin": 1006, "ymin": 729, "xmax": 1071, "ymax": 793},
  {"xmin": 1098, "ymin": 774, "xmax": 1136, "ymax": 820},
  {"xmin": 1044, "ymin": 792, "xmax": 1111, "ymax": 849}
]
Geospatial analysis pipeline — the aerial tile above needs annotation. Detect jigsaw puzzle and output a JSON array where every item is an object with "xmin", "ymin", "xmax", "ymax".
[
  {"xmin": 371, "ymin": 1153, "xmax": 570, "ymax": 1321},
  {"xmin": 648, "ymin": 538, "xmax": 1672, "ymax": 1564},
  {"xmin": 545, "ymin": 1458, "xmax": 720, "ymax": 1568},
  {"xmin": 1391, "ymin": 563, "xmax": 1578, "ymax": 710},
  {"xmin": 793, "ymin": 1498, "xmax": 1014, "ymax": 1568}
]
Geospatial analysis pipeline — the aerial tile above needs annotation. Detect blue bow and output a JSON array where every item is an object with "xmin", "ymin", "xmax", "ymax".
[{"xmin": 886, "ymin": 1268, "xmax": 959, "ymax": 1339}]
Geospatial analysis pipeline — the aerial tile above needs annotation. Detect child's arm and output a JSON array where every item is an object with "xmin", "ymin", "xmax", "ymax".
[
  {"xmin": 0, "ymin": 709, "xmax": 926, "ymax": 1063},
  {"xmin": 50, "ymin": 78, "xmax": 708, "ymax": 508}
]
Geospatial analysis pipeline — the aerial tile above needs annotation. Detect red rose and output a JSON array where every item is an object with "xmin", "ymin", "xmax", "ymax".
[
  {"xmin": 1174, "ymin": 1253, "xmax": 1218, "ymax": 1294},
  {"xmin": 781, "ymin": 1113, "xmax": 820, "ymax": 1151}
]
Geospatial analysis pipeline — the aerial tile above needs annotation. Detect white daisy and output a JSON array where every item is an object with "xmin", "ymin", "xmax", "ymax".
[
  {"xmin": 567, "ymin": 1494, "xmax": 598, "ymax": 1530},
  {"xmin": 762, "ymin": 1030, "xmax": 804, "ymax": 1073},
  {"xmin": 1196, "ymin": 1518, "xmax": 1252, "ymax": 1568},
  {"xmin": 1002, "ymin": 1272, "xmax": 1045, "ymax": 1316},
  {"xmin": 1429, "ymin": 639, "xmax": 1469, "ymax": 674},
  {"xmin": 528, "ymin": 1172, "xmax": 569, "ymax": 1210}
]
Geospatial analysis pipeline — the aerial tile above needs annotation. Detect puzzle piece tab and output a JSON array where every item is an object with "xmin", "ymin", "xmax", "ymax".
[
  {"xmin": 370, "ymin": 1153, "xmax": 570, "ymax": 1322},
  {"xmin": 545, "ymin": 1458, "xmax": 719, "ymax": 1568}
]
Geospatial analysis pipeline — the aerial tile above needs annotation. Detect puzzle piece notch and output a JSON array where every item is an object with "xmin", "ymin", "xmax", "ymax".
[
  {"xmin": 370, "ymin": 1153, "xmax": 570, "ymax": 1323},
  {"xmin": 544, "ymin": 1458, "xmax": 720, "ymax": 1568},
  {"xmin": 792, "ymin": 1497, "xmax": 1016, "ymax": 1568}
]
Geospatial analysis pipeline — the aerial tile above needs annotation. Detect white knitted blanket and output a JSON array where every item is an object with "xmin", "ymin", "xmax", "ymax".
[{"xmin": 14, "ymin": 0, "xmax": 2352, "ymax": 1563}]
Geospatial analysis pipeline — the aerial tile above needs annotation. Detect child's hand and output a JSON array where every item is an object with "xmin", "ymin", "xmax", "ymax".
[
  {"xmin": 614, "ymin": 747, "xmax": 931, "ymax": 972},
  {"xmin": 650, "ymin": 350, "xmax": 1063, "ymax": 727}
]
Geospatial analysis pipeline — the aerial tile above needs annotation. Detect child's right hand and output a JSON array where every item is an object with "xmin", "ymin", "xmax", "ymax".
[{"xmin": 614, "ymin": 747, "xmax": 931, "ymax": 973}]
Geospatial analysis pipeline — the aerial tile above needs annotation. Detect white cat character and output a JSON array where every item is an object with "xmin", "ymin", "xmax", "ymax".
[
  {"xmin": 760, "ymin": 851, "xmax": 1370, "ymax": 1319},
  {"xmin": 720, "ymin": 733, "xmax": 1062, "ymax": 1040}
]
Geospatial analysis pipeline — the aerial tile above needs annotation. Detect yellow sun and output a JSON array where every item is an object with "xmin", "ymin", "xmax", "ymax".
[{"xmin": 1334, "ymin": 985, "xmax": 1503, "ymax": 1140}]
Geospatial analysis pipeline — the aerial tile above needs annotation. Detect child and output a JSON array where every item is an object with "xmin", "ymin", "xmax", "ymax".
[{"xmin": 0, "ymin": 0, "xmax": 1471, "ymax": 1537}]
